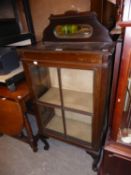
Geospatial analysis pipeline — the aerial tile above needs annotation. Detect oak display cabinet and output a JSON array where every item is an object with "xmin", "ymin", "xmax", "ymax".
[
  {"xmin": 21, "ymin": 9, "xmax": 114, "ymax": 171},
  {"xmin": 21, "ymin": 39, "xmax": 114, "ymax": 169},
  {"xmin": 29, "ymin": 66, "xmax": 93, "ymax": 144}
]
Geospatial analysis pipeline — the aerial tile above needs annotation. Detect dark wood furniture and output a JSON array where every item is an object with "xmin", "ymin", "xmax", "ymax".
[
  {"xmin": 99, "ymin": 0, "xmax": 131, "ymax": 174},
  {"xmin": 101, "ymin": 142, "xmax": 131, "ymax": 175},
  {"xmin": 0, "ymin": 80, "xmax": 37, "ymax": 151},
  {"xmin": 21, "ymin": 11, "xmax": 114, "ymax": 169}
]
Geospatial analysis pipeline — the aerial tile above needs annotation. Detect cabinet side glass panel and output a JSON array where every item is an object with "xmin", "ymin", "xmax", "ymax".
[
  {"xmin": 29, "ymin": 65, "xmax": 61, "ymax": 105},
  {"xmin": 29, "ymin": 65, "xmax": 64, "ymax": 134},
  {"xmin": 117, "ymin": 71, "xmax": 131, "ymax": 146}
]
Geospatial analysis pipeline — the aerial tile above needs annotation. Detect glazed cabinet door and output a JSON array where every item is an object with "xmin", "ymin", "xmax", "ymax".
[
  {"xmin": 60, "ymin": 68, "xmax": 94, "ymax": 144},
  {"xmin": 27, "ymin": 63, "xmax": 95, "ymax": 147}
]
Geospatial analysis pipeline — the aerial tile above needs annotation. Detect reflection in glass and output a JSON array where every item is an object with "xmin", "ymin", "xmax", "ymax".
[
  {"xmin": 38, "ymin": 105, "xmax": 64, "ymax": 134},
  {"xmin": 45, "ymin": 108, "xmax": 64, "ymax": 134},
  {"xmin": 29, "ymin": 65, "xmax": 51, "ymax": 98},
  {"xmin": 29, "ymin": 65, "xmax": 61, "ymax": 106},
  {"xmin": 117, "ymin": 73, "xmax": 131, "ymax": 145}
]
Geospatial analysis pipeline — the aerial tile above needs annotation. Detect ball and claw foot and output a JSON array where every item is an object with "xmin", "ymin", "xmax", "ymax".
[
  {"xmin": 86, "ymin": 150, "xmax": 100, "ymax": 172},
  {"xmin": 39, "ymin": 135, "xmax": 49, "ymax": 150},
  {"xmin": 92, "ymin": 159, "xmax": 99, "ymax": 171},
  {"xmin": 44, "ymin": 143, "xmax": 49, "ymax": 150}
]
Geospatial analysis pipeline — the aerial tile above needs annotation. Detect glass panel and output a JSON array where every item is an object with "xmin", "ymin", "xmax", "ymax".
[
  {"xmin": 61, "ymin": 68, "xmax": 93, "ymax": 143},
  {"xmin": 65, "ymin": 110, "xmax": 92, "ymax": 143},
  {"xmin": 61, "ymin": 68, "xmax": 94, "ymax": 114},
  {"xmin": 54, "ymin": 24, "xmax": 93, "ymax": 39},
  {"xmin": 38, "ymin": 105, "xmax": 64, "ymax": 134},
  {"xmin": 29, "ymin": 65, "xmax": 64, "ymax": 135},
  {"xmin": 45, "ymin": 108, "xmax": 64, "ymax": 133},
  {"xmin": 117, "ymin": 73, "xmax": 131, "ymax": 145},
  {"xmin": 29, "ymin": 65, "xmax": 61, "ymax": 106}
]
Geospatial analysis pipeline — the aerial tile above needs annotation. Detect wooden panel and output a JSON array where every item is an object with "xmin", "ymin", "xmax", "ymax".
[
  {"xmin": 105, "ymin": 142, "xmax": 131, "ymax": 158},
  {"xmin": 0, "ymin": 98, "xmax": 24, "ymax": 136},
  {"xmin": 22, "ymin": 46, "xmax": 104, "ymax": 65},
  {"xmin": 91, "ymin": 0, "xmax": 104, "ymax": 22},
  {"xmin": 102, "ymin": 149, "xmax": 131, "ymax": 175},
  {"xmin": 102, "ymin": 1, "xmax": 117, "ymax": 29}
]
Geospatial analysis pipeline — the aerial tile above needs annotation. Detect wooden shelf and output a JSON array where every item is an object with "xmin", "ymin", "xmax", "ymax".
[
  {"xmin": 38, "ymin": 87, "xmax": 93, "ymax": 114},
  {"xmin": 46, "ymin": 115, "xmax": 92, "ymax": 143}
]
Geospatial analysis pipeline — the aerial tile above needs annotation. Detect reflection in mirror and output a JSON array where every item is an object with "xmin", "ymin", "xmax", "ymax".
[{"xmin": 54, "ymin": 24, "xmax": 93, "ymax": 39}]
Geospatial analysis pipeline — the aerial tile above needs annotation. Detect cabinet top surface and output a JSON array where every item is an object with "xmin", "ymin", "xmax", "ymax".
[{"xmin": 20, "ymin": 41, "xmax": 114, "ymax": 55}]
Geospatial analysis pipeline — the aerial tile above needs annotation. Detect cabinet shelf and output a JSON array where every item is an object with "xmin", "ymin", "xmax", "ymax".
[
  {"xmin": 46, "ymin": 115, "xmax": 92, "ymax": 143},
  {"xmin": 38, "ymin": 87, "xmax": 93, "ymax": 115}
]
